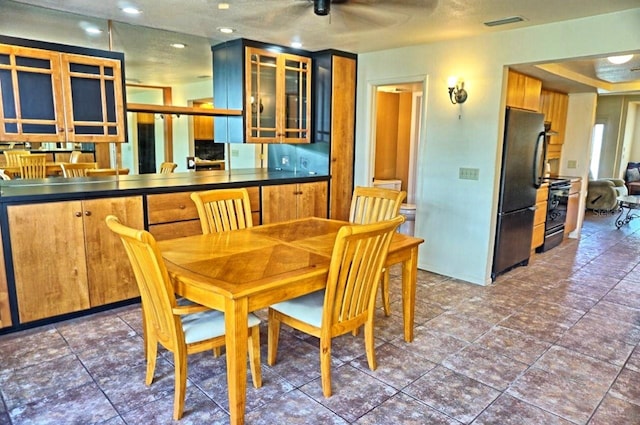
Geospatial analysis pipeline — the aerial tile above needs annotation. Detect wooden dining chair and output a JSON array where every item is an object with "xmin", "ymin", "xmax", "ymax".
[
  {"xmin": 3, "ymin": 150, "xmax": 30, "ymax": 167},
  {"xmin": 69, "ymin": 150, "xmax": 82, "ymax": 164},
  {"xmin": 160, "ymin": 162, "xmax": 177, "ymax": 173},
  {"xmin": 86, "ymin": 168, "xmax": 130, "ymax": 177},
  {"xmin": 0, "ymin": 170, "xmax": 11, "ymax": 180},
  {"xmin": 349, "ymin": 186, "xmax": 406, "ymax": 316},
  {"xmin": 18, "ymin": 154, "xmax": 47, "ymax": 179},
  {"xmin": 105, "ymin": 215, "xmax": 262, "ymax": 420},
  {"xmin": 267, "ymin": 215, "xmax": 404, "ymax": 398},
  {"xmin": 60, "ymin": 162, "xmax": 98, "ymax": 177},
  {"xmin": 190, "ymin": 188, "xmax": 253, "ymax": 234}
]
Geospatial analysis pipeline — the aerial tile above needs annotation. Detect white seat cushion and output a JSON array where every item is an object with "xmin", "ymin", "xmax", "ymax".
[
  {"xmin": 269, "ymin": 290, "xmax": 325, "ymax": 328},
  {"xmin": 182, "ymin": 309, "xmax": 261, "ymax": 345}
]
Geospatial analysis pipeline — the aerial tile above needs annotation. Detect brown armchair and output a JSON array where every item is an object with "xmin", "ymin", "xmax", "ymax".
[{"xmin": 624, "ymin": 162, "xmax": 640, "ymax": 195}]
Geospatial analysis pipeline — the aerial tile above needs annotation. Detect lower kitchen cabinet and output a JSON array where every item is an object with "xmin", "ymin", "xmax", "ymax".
[
  {"xmin": 531, "ymin": 183, "xmax": 549, "ymax": 250},
  {"xmin": 0, "ymin": 226, "xmax": 11, "ymax": 329},
  {"xmin": 565, "ymin": 178, "xmax": 582, "ymax": 236},
  {"xmin": 262, "ymin": 181, "xmax": 328, "ymax": 224},
  {"xmin": 7, "ymin": 196, "xmax": 143, "ymax": 323}
]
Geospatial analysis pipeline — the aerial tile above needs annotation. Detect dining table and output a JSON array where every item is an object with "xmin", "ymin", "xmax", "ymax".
[
  {"xmin": 158, "ymin": 216, "xmax": 424, "ymax": 425},
  {"xmin": 2, "ymin": 162, "xmax": 63, "ymax": 177}
]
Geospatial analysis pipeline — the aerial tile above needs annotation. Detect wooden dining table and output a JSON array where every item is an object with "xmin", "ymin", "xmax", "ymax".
[
  {"xmin": 158, "ymin": 216, "xmax": 424, "ymax": 425},
  {"xmin": 2, "ymin": 162, "xmax": 63, "ymax": 177}
]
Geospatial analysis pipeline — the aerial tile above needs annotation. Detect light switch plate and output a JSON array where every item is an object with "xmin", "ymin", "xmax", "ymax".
[
  {"xmin": 459, "ymin": 167, "xmax": 479, "ymax": 180},
  {"xmin": 567, "ymin": 160, "xmax": 577, "ymax": 169}
]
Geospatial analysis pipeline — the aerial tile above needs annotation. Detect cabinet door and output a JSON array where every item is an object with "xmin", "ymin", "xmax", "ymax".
[
  {"xmin": 83, "ymin": 196, "xmax": 143, "ymax": 306},
  {"xmin": 8, "ymin": 201, "xmax": 90, "ymax": 323},
  {"xmin": 245, "ymin": 47, "xmax": 310, "ymax": 143},
  {"xmin": 0, "ymin": 44, "xmax": 66, "ymax": 142},
  {"xmin": 0, "ymin": 226, "xmax": 11, "ymax": 329},
  {"xmin": 297, "ymin": 181, "xmax": 328, "ymax": 219},
  {"xmin": 60, "ymin": 53, "xmax": 125, "ymax": 143},
  {"xmin": 262, "ymin": 184, "xmax": 297, "ymax": 223}
]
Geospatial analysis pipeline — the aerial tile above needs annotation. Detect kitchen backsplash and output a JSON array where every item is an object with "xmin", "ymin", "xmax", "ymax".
[{"xmin": 267, "ymin": 143, "xmax": 329, "ymax": 175}]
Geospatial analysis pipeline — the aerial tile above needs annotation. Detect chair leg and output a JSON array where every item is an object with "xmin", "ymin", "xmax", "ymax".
[
  {"xmin": 212, "ymin": 347, "xmax": 222, "ymax": 357},
  {"xmin": 172, "ymin": 348, "xmax": 188, "ymax": 420},
  {"xmin": 267, "ymin": 309, "xmax": 281, "ymax": 366},
  {"xmin": 364, "ymin": 320, "xmax": 377, "ymax": 371},
  {"xmin": 248, "ymin": 325, "xmax": 262, "ymax": 388},
  {"xmin": 145, "ymin": 336, "xmax": 158, "ymax": 386},
  {"xmin": 381, "ymin": 269, "xmax": 391, "ymax": 316},
  {"xmin": 320, "ymin": 336, "xmax": 332, "ymax": 398}
]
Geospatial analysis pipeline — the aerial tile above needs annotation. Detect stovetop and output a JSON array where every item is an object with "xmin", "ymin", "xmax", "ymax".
[{"xmin": 541, "ymin": 177, "xmax": 571, "ymax": 188}]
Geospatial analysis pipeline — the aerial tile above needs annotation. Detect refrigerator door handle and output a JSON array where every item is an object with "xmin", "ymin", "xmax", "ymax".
[{"xmin": 532, "ymin": 131, "xmax": 546, "ymax": 188}]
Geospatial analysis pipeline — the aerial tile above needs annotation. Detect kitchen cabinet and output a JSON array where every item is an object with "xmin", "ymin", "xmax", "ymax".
[
  {"xmin": 0, "ymin": 226, "xmax": 11, "ymax": 329},
  {"xmin": 538, "ymin": 89, "xmax": 569, "ymax": 159},
  {"xmin": 531, "ymin": 183, "xmax": 549, "ymax": 250},
  {"xmin": 212, "ymin": 39, "xmax": 311, "ymax": 144},
  {"xmin": 506, "ymin": 70, "xmax": 542, "ymax": 112},
  {"xmin": 565, "ymin": 178, "xmax": 582, "ymax": 236},
  {"xmin": 147, "ymin": 187, "xmax": 261, "ymax": 240},
  {"xmin": 262, "ymin": 181, "xmax": 327, "ymax": 224},
  {"xmin": 7, "ymin": 196, "xmax": 142, "ymax": 323},
  {"xmin": 313, "ymin": 51, "xmax": 357, "ymax": 221},
  {"xmin": 193, "ymin": 114, "xmax": 214, "ymax": 140},
  {"xmin": 0, "ymin": 40, "xmax": 126, "ymax": 143}
]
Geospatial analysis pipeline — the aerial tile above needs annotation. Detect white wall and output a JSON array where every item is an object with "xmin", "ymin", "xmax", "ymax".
[{"xmin": 355, "ymin": 9, "xmax": 640, "ymax": 285}]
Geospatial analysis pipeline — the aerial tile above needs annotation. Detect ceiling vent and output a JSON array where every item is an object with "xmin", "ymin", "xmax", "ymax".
[{"xmin": 484, "ymin": 16, "xmax": 525, "ymax": 27}]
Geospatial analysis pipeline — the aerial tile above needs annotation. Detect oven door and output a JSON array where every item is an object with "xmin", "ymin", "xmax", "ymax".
[{"xmin": 546, "ymin": 184, "xmax": 570, "ymax": 232}]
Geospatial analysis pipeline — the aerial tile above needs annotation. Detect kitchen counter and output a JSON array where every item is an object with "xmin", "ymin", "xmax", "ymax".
[{"xmin": 0, "ymin": 168, "xmax": 329, "ymax": 203}]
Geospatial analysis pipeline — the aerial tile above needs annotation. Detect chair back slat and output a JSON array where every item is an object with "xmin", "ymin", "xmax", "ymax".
[
  {"xmin": 349, "ymin": 186, "xmax": 407, "ymax": 224},
  {"xmin": 60, "ymin": 162, "xmax": 98, "ymax": 177},
  {"xmin": 4, "ymin": 150, "xmax": 30, "ymax": 166},
  {"xmin": 105, "ymin": 215, "xmax": 182, "ymax": 349},
  {"xmin": 324, "ymin": 216, "xmax": 403, "ymax": 331},
  {"xmin": 191, "ymin": 188, "xmax": 253, "ymax": 234},
  {"xmin": 18, "ymin": 154, "xmax": 47, "ymax": 179},
  {"xmin": 160, "ymin": 162, "xmax": 177, "ymax": 173}
]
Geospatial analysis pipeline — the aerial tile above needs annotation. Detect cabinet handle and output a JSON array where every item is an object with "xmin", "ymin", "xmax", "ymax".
[
  {"xmin": 84, "ymin": 211, "xmax": 92, "ymax": 216},
  {"xmin": 68, "ymin": 128, "xmax": 74, "ymax": 133},
  {"xmin": 179, "ymin": 205, "xmax": 186, "ymax": 209},
  {"xmin": 75, "ymin": 211, "xmax": 82, "ymax": 217}
]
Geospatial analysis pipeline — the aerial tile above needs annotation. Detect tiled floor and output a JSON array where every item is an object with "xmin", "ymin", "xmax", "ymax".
[{"xmin": 1, "ymin": 210, "xmax": 640, "ymax": 424}]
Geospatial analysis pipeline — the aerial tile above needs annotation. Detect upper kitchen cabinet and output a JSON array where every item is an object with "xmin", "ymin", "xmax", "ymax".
[
  {"xmin": 538, "ymin": 88, "xmax": 569, "ymax": 158},
  {"xmin": 506, "ymin": 70, "xmax": 542, "ymax": 112},
  {"xmin": 0, "ymin": 36, "xmax": 126, "ymax": 144},
  {"xmin": 212, "ymin": 39, "xmax": 311, "ymax": 144}
]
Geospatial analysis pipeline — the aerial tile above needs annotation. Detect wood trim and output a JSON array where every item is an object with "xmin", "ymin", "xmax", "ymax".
[{"xmin": 126, "ymin": 103, "xmax": 242, "ymax": 116}]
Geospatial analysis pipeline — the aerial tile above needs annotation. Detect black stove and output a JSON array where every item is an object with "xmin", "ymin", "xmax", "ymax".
[{"xmin": 537, "ymin": 178, "xmax": 571, "ymax": 252}]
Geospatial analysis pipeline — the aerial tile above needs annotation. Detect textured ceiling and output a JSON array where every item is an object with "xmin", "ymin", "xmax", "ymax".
[{"xmin": 1, "ymin": 0, "xmax": 639, "ymax": 92}]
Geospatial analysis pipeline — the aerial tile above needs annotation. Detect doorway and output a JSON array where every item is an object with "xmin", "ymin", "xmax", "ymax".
[{"xmin": 370, "ymin": 81, "xmax": 424, "ymax": 235}]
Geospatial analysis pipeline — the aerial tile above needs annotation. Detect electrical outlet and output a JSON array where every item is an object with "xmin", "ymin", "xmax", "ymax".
[
  {"xmin": 459, "ymin": 167, "xmax": 479, "ymax": 180},
  {"xmin": 300, "ymin": 157, "xmax": 309, "ymax": 169},
  {"xmin": 567, "ymin": 159, "xmax": 577, "ymax": 169},
  {"xmin": 231, "ymin": 149, "xmax": 239, "ymax": 158},
  {"xmin": 281, "ymin": 155, "xmax": 290, "ymax": 166}
]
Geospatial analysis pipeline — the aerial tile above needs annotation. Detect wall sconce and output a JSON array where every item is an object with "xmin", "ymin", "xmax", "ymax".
[{"xmin": 447, "ymin": 76, "xmax": 468, "ymax": 104}]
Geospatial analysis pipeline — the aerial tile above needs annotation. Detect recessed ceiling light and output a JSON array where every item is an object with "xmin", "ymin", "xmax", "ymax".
[
  {"xmin": 170, "ymin": 43, "xmax": 186, "ymax": 49},
  {"xmin": 121, "ymin": 7, "xmax": 141, "ymax": 15},
  {"xmin": 607, "ymin": 54, "xmax": 633, "ymax": 65},
  {"xmin": 85, "ymin": 27, "xmax": 103, "ymax": 35},
  {"xmin": 291, "ymin": 41, "xmax": 302, "ymax": 49},
  {"xmin": 219, "ymin": 27, "xmax": 234, "ymax": 34},
  {"xmin": 218, "ymin": 3, "xmax": 230, "ymax": 9}
]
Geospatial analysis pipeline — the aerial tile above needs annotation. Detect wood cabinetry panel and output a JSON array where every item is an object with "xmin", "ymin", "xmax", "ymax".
[
  {"xmin": 147, "ymin": 192, "xmax": 199, "ymax": 224},
  {"xmin": 0, "ymin": 226, "xmax": 11, "ymax": 328},
  {"xmin": 531, "ymin": 184, "xmax": 548, "ymax": 250},
  {"xmin": 262, "ymin": 181, "xmax": 327, "ymax": 224},
  {"xmin": 565, "ymin": 179, "xmax": 582, "ymax": 236},
  {"xmin": 148, "ymin": 219, "xmax": 203, "ymax": 241},
  {"xmin": 506, "ymin": 70, "xmax": 542, "ymax": 112},
  {"xmin": 539, "ymin": 89, "xmax": 568, "ymax": 145},
  {"xmin": 8, "ymin": 201, "xmax": 90, "ymax": 323},
  {"xmin": 84, "ymin": 197, "xmax": 143, "ymax": 306}
]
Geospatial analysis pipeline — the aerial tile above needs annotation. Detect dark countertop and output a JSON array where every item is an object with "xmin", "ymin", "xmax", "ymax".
[{"xmin": 0, "ymin": 169, "xmax": 329, "ymax": 203}]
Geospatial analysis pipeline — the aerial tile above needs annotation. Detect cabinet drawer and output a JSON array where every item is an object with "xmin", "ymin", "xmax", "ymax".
[
  {"xmin": 534, "ymin": 201, "xmax": 547, "ymax": 225},
  {"xmin": 147, "ymin": 192, "xmax": 199, "ymax": 224},
  {"xmin": 531, "ymin": 222, "xmax": 545, "ymax": 249},
  {"xmin": 148, "ymin": 220, "xmax": 203, "ymax": 241},
  {"xmin": 536, "ymin": 185, "xmax": 549, "ymax": 203}
]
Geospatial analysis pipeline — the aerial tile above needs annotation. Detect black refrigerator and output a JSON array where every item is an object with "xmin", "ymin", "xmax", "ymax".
[{"xmin": 491, "ymin": 107, "xmax": 546, "ymax": 280}]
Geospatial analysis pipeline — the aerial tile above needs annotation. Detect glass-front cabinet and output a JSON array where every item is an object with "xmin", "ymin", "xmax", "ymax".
[
  {"xmin": 245, "ymin": 47, "xmax": 310, "ymax": 144},
  {"xmin": 0, "ymin": 40, "xmax": 126, "ymax": 144}
]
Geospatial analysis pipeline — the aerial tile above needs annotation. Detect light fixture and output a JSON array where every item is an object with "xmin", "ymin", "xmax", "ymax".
[
  {"xmin": 85, "ymin": 27, "xmax": 103, "ymax": 35},
  {"xmin": 291, "ymin": 41, "xmax": 302, "ymax": 49},
  {"xmin": 607, "ymin": 54, "xmax": 633, "ymax": 65},
  {"xmin": 121, "ymin": 7, "xmax": 141, "ymax": 15},
  {"xmin": 218, "ymin": 3, "xmax": 230, "ymax": 9},
  {"xmin": 170, "ymin": 43, "xmax": 186, "ymax": 49},
  {"xmin": 314, "ymin": 0, "xmax": 330, "ymax": 16},
  {"xmin": 447, "ymin": 76, "xmax": 468, "ymax": 104},
  {"xmin": 218, "ymin": 27, "xmax": 234, "ymax": 34}
]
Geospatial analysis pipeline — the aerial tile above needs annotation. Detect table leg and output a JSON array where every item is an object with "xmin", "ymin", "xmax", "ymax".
[
  {"xmin": 402, "ymin": 246, "xmax": 418, "ymax": 342},
  {"xmin": 225, "ymin": 297, "xmax": 249, "ymax": 425},
  {"xmin": 615, "ymin": 205, "xmax": 626, "ymax": 229}
]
